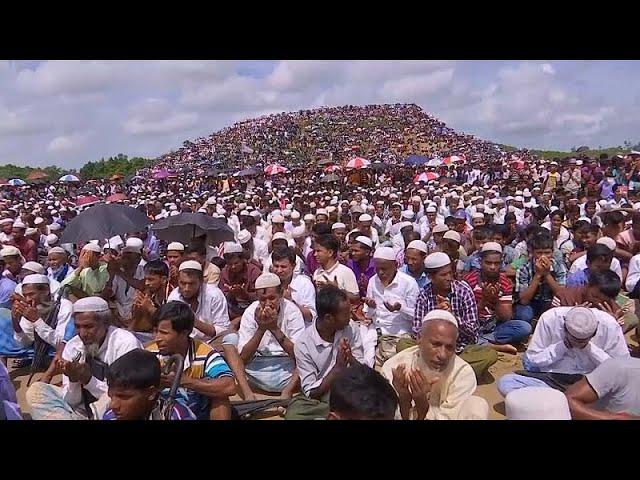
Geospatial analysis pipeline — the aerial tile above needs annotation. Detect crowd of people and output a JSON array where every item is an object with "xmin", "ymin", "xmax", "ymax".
[{"xmin": 1, "ymin": 104, "xmax": 639, "ymax": 421}]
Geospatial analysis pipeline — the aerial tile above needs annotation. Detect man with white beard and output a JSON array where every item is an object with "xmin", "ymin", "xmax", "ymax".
[{"xmin": 26, "ymin": 297, "xmax": 141, "ymax": 420}]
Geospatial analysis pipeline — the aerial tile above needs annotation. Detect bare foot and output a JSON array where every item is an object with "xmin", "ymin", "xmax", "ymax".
[
  {"xmin": 280, "ymin": 389, "xmax": 295, "ymax": 400},
  {"xmin": 242, "ymin": 391, "xmax": 257, "ymax": 402},
  {"xmin": 489, "ymin": 343, "xmax": 518, "ymax": 355}
]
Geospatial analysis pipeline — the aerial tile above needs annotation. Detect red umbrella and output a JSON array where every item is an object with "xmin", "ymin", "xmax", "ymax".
[
  {"xmin": 345, "ymin": 157, "xmax": 371, "ymax": 170},
  {"xmin": 443, "ymin": 155, "xmax": 466, "ymax": 165},
  {"xmin": 106, "ymin": 193, "xmax": 128, "ymax": 203},
  {"xmin": 413, "ymin": 172, "xmax": 440, "ymax": 183},
  {"xmin": 264, "ymin": 164, "xmax": 287, "ymax": 175},
  {"xmin": 75, "ymin": 195, "xmax": 101, "ymax": 207},
  {"xmin": 324, "ymin": 165, "xmax": 341, "ymax": 173}
]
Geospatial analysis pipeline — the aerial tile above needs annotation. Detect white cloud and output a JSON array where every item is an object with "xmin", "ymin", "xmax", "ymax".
[{"xmin": 47, "ymin": 134, "xmax": 85, "ymax": 153}]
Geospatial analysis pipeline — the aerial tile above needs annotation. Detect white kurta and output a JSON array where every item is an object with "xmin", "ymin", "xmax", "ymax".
[
  {"xmin": 13, "ymin": 298, "xmax": 74, "ymax": 348},
  {"xmin": 167, "ymin": 284, "xmax": 231, "ymax": 340}
]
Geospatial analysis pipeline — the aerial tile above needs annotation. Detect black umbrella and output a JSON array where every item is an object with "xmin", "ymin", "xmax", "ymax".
[
  {"xmin": 237, "ymin": 167, "xmax": 259, "ymax": 177},
  {"xmin": 152, "ymin": 213, "xmax": 234, "ymax": 246},
  {"xmin": 321, "ymin": 174, "xmax": 340, "ymax": 183},
  {"xmin": 317, "ymin": 158, "xmax": 335, "ymax": 166},
  {"xmin": 370, "ymin": 161, "xmax": 389, "ymax": 171},
  {"xmin": 60, "ymin": 204, "xmax": 152, "ymax": 244}
]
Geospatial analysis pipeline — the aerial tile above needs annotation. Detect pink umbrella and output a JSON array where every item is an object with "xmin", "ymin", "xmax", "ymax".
[
  {"xmin": 345, "ymin": 157, "xmax": 371, "ymax": 169},
  {"xmin": 264, "ymin": 164, "xmax": 287, "ymax": 175},
  {"xmin": 153, "ymin": 169, "xmax": 170, "ymax": 180},
  {"xmin": 443, "ymin": 155, "xmax": 466, "ymax": 165},
  {"xmin": 413, "ymin": 172, "xmax": 440, "ymax": 183},
  {"xmin": 106, "ymin": 193, "xmax": 129, "ymax": 203},
  {"xmin": 75, "ymin": 195, "xmax": 101, "ymax": 207},
  {"xmin": 324, "ymin": 165, "xmax": 341, "ymax": 173}
]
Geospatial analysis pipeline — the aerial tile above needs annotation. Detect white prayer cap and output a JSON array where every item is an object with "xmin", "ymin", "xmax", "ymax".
[
  {"xmin": 332, "ymin": 222, "xmax": 346, "ymax": 230},
  {"xmin": 34, "ymin": 217, "xmax": 45, "ymax": 225},
  {"xmin": 291, "ymin": 211, "xmax": 301, "ymax": 220},
  {"xmin": 406, "ymin": 240, "xmax": 428, "ymax": 254},
  {"xmin": 398, "ymin": 221, "xmax": 413, "ymax": 231},
  {"xmin": 179, "ymin": 260, "xmax": 202, "ymax": 272},
  {"xmin": 255, "ymin": 272, "xmax": 281, "ymax": 290},
  {"xmin": 48, "ymin": 223, "xmax": 60, "ymax": 233},
  {"xmin": 303, "ymin": 214, "xmax": 315, "ymax": 221},
  {"xmin": 167, "ymin": 242, "xmax": 185, "ymax": 252},
  {"xmin": 48, "ymin": 246, "xmax": 67, "ymax": 256},
  {"xmin": 355, "ymin": 236, "xmax": 373, "ymax": 249},
  {"xmin": 22, "ymin": 261, "xmax": 45, "ymax": 274},
  {"xmin": 197, "ymin": 208, "xmax": 207, "ymax": 214},
  {"xmin": 0, "ymin": 246, "xmax": 21, "ymax": 258},
  {"xmin": 250, "ymin": 210, "xmax": 262, "ymax": 218},
  {"xmin": 123, "ymin": 237, "xmax": 143, "ymax": 253},
  {"xmin": 0, "ymin": 218, "xmax": 13, "ymax": 225},
  {"xmin": 432, "ymin": 224, "xmax": 449, "ymax": 234},
  {"xmin": 411, "ymin": 195, "xmax": 421, "ymax": 202},
  {"xmin": 206, "ymin": 197, "xmax": 216, "ymax": 205},
  {"xmin": 272, "ymin": 232, "xmax": 288, "ymax": 242},
  {"xmin": 426, "ymin": 206, "xmax": 437, "ymax": 213},
  {"xmin": 326, "ymin": 206, "xmax": 337, "ymax": 214},
  {"xmin": 356, "ymin": 214, "xmax": 374, "ymax": 224},
  {"xmin": 565, "ymin": 306, "xmax": 598, "ymax": 340},
  {"xmin": 271, "ymin": 214, "xmax": 285, "ymax": 224},
  {"xmin": 292, "ymin": 226, "xmax": 307, "ymax": 239},
  {"xmin": 282, "ymin": 209, "xmax": 292, "ymax": 217},
  {"xmin": 401, "ymin": 210, "xmax": 414, "ymax": 219},
  {"xmin": 481, "ymin": 242, "xmax": 503, "ymax": 254},
  {"xmin": 237, "ymin": 230, "xmax": 252, "ymax": 245},
  {"xmin": 505, "ymin": 387, "xmax": 571, "ymax": 420},
  {"xmin": 25, "ymin": 228, "xmax": 38, "ymax": 236},
  {"xmin": 596, "ymin": 236, "xmax": 616, "ymax": 251},
  {"xmin": 373, "ymin": 247, "xmax": 397, "ymax": 261},
  {"xmin": 82, "ymin": 243, "xmax": 102, "ymax": 254},
  {"xmin": 443, "ymin": 231, "xmax": 461, "ymax": 243},
  {"xmin": 223, "ymin": 242, "xmax": 244, "ymax": 254},
  {"xmin": 316, "ymin": 209, "xmax": 328, "ymax": 217},
  {"xmin": 422, "ymin": 309, "xmax": 458, "ymax": 328},
  {"xmin": 170, "ymin": 211, "xmax": 180, "ymax": 217},
  {"xmin": 22, "ymin": 274, "xmax": 49, "ymax": 285},
  {"xmin": 425, "ymin": 252, "xmax": 451, "ymax": 269},
  {"xmin": 13, "ymin": 220, "xmax": 26, "ymax": 229},
  {"xmin": 73, "ymin": 296, "xmax": 110, "ymax": 313},
  {"xmin": 472, "ymin": 212, "xmax": 485, "ymax": 219}
]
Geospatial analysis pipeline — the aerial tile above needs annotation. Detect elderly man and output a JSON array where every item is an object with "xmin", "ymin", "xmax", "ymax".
[
  {"xmin": 46, "ymin": 247, "xmax": 75, "ymax": 283},
  {"xmin": 497, "ymin": 306, "xmax": 629, "ymax": 397},
  {"xmin": 238, "ymin": 273, "xmax": 305, "ymax": 398},
  {"xmin": 27, "ymin": 297, "xmax": 141, "ymax": 420},
  {"xmin": 362, "ymin": 246, "xmax": 420, "ymax": 366},
  {"xmin": 269, "ymin": 247, "xmax": 316, "ymax": 324},
  {"xmin": 61, "ymin": 243, "xmax": 109, "ymax": 298},
  {"xmin": 381, "ymin": 309, "xmax": 488, "ymax": 420}
]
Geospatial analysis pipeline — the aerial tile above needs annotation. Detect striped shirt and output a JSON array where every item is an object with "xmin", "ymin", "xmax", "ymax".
[
  {"xmin": 463, "ymin": 271, "xmax": 513, "ymax": 324},
  {"xmin": 413, "ymin": 281, "xmax": 479, "ymax": 353},
  {"xmin": 515, "ymin": 256, "xmax": 567, "ymax": 303}
]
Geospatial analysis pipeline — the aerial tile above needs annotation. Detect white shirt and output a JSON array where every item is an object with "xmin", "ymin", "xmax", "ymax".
[
  {"xmin": 251, "ymin": 237, "xmax": 269, "ymax": 265},
  {"xmin": 363, "ymin": 271, "xmax": 420, "ymax": 336},
  {"xmin": 313, "ymin": 261, "xmax": 359, "ymax": 296},
  {"xmin": 294, "ymin": 320, "xmax": 364, "ymax": 398},
  {"xmin": 626, "ymin": 254, "xmax": 640, "ymax": 293},
  {"xmin": 524, "ymin": 307, "xmax": 629, "ymax": 374},
  {"xmin": 569, "ymin": 255, "xmax": 622, "ymax": 281},
  {"xmin": 168, "ymin": 283, "xmax": 230, "ymax": 341},
  {"xmin": 111, "ymin": 264, "xmax": 145, "ymax": 322},
  {"xmin": 13, "ymin": 298, "xmax": 73, "ymax": 348},
  {"xmin": 288, "ymin": 273, "xmax": 317, "ymax": 322},
  {"xmin": 238, "ymin": 299, "xmax": 305, "ymax": 357},
  {"xmin": 47, "ymin": 265, "xmax": 75, "ymax": 283},
  {"xmin": 347, "ymin": 227, "xmax": 379, "ymax": 246},
  {"xmin": 62, "ymin": 326, "xmax": 141, "ymax": 409}
]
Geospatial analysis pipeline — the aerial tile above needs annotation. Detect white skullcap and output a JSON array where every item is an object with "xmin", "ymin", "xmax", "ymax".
[
  {"xmin": 326, "ymin": 206, "xmax": 337, "ymax": 214},
  {"xmin": 596, "ymin": 236, "xmax": 616, "ymax": 251},
  {"xmin": 355, "ymin": 236, "xmax": 373, "ymax": 248},
  {"xmin": 291, "ymin": 211, "xmax": 301, "ymax": 220},
  {"xmin": 237, "ymin": 230, "xmax": 252, "ymax": 245},
  {"xmin": 179, "ymin": 260, "xmax": 202, "ymax": 272},
  {"xmin": 22, "ymin": 274, "xmax": 49, "ymax": 286},
  {"xmin": 169, "ymin": 211, "xmax": 180, "ymax": 217},
  {"xmin": 292, "ymin": 226, "xmax": 307, "ymax": 239},
  {"xmin": 398, "ymin": 221, "xmax": 413, "ymax": 230},
  {"xmin": 432, "ymin": 224, "xmax": 449, "ymax": 234},
  {"xmin": 373, "ymin": 247, "xmax": 397, "ymax": 261},
  {"xmin": 25, "ymin": 228, "xmax": 38, "ymax": 236},
  {"xmin": 123, "ymin": 237, "xmax": 143, "ymax": 254},
  {"xmin": 250, "ymin": 210, "xmax": 262, "ymax": 218},
  {"xmin": 167, "ymin": 242, "xmax": 185, "ymax": 252},
  {"xmin": 515, "ymin": 196, "xmax": 524, "ymax": 202},
  {"xmin": 272, "ymin": 232, "xmax": 288, "ymax": 242},
  {"xmin": 309, "ymin": 202, "xmax": 317, "ymax": 209},
  {"xmin": 282, "ymin": 209, "xmax": 292, "ymax": 217},
  {"xmin": 74, "ymin": 296, "xmax": 110, "ymax": 313},
  {"xmin": 411, "ymin": 195, "xmax": 421, "ymax": 202},
  {"xmin": 272, "ymin": 215, "xmax": 285, "ymax": 223},
  {"xmin": 422, "ymin": 309, "xmax": 458, "ymax": 328},
  {"xmin": 34, "ymin": 217, "xmax": 44, "ymax": 225},
  {"xmin": 0, "ymin": 218, "xmax": 14, "ymax": 225},
  {"xmin": 565, "ymin": 307, "xmax": 598, "ymax": 340},
  {"xmin": 303, "ymin": 214, "xmax": 315, "ymax": 221},
  {"xmin": 197, "ymin": 208, "xmax": 207, "ymax": 214},
  {"xmin": 472, "ymin": 213, "xmax": 485, "ymax": 219},
  {"xmin": 505, "ymin": 387, "xmax": 571, "ymax": 420},
  {"xmin": 401, "ymin": 210, "xmax": 414, "ymax": 219},
  {"xmin": 82, "ymin": 243, "xmax": 102, "ymax": 254},
  {"xmin": 48, "ymin": 246, "xmax": 67, "ymax": 256},
  {"xmin": 406, "ymin": 240, "xmax": 428, "ymax": 254},
  {"xmin": 443, "ymin": 231, "xmax": 461, "ymax": 243},
  {"xmin": 13, "ymin": 220, "xmax": 26, "ymax": 229},
  {"xmin": 223, "ymin": 242, "xmax": 244, "ymax": 254},
  {"xmin": 255, "ymin": 272, "xmax": 281, "ymax": 290},
  {"xmin": 22, "ymin": 261, "xmax": 45, "ymax": 274},
  {"xmin": 425, "ymin": 252, "xmax": 451, "ymax": 269},
  {"xmin": 316, "ymin": 209, "xmax": 327, "ymax": 217},
  {"xmin": 481, "ymin": 242, "xmax": 503, "ymax": 254},
  {"xmin": 0, "ymin": 246, "xmax": 21, "ymax": 258},
  {"xmin": 426, "ymin": 206, "xmax": 437, "ymax": 213},
  {"xmin": 359, "ymin": 214, "xmax": 373, "ymax": 222},
  {"xmin": 331, "ymin": 222, "xmax": 346, "ymax": 230},
  {"xmin": 46, "ymin": 234, "xmax": 59, "ymax": 245}
]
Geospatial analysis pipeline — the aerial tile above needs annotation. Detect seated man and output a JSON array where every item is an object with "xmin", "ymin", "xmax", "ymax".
[
  {"xmin": 46, "ymin": 247, "xmax": 75, "ymax": 283},
  {"xmin": 237, "ymin": 228, "xmax": 269, "ymax": 268},
  {"xmin": 363, "ymin": 246, "xmax": 420, "ymax": 366},
  {"xmin": 327, "ymin": 364, "xmax": 398, "ymax": 420},
  {"xmin": 15, "ymin": 261, "xmax": 61, "ymax": 298},
  {"xmin": 400, "ymin": 240, "xmax": 430, "ymax": 289},
  {"xmin": 27, "ymin": 297, "xmax": 141, "ymax": 420},
  {"xmin": 0, "ymin": 257, "xmax": 17, "ymax": 309},
  {"xmin": 1, "ymin": 245, "xmax": 24, "ymax": 283},
  {"xmin": 219, "ymin": 242, "xmax": 260, "ymax": 326},
  {"xmin": 312, "ymin": 234, "xmax": 359, "ymax": 298},
  {"xmin": 262, "ymin": 233, "xmax": 304, "ymax": 275},
  {"xmin": 514, "ymin": 232, "xmax": 566, "ymax": 324},
  {"xmin": 238, "ymin": 273, "xmax": 305, "ymax": 398},
  {"xmin": 130, "ymin": 260, "xmax": 170, "ymax": 341},
  {"xmin": 565, "ymin": 357, "xmax": 640, "ymax": 420},
  {"xmin": 463, "ymin": 242, "xmax": 532, "ymax": 350},
  {"xmin": 184, "ymin": 242, "xmax": 220, "ymax": 286},
  {"xmin": 346, "ymin": 235, "xmax": 375, "ymax": 297},
  {"xmin": 165, "ymin": 242, "xmax": 185, "ymax": 291},
  {"xmin": 497, "ymin": 306, "xmax": 630, "ymax": 397},
  {"xmin": 269, "ymin": 247, "xmax": 316, "ymax": 324},
  {"xmin": 146, "ymin": 302, "xmax": 236, "ymax": 420},
  {"xmin": 61, "ymin": 243, "xmax": 109, "ymax": 298},
  {"xmin": 103, "ymin": 349, "xmax": 196, "ymax": 420},
  {"xmin": 628, "ymin": 252, "xmax": 640, "ymax": 296},
  {"xmin": 568, "ymin": 238, "xmax": 622, "ymax": 284},
  {"xmin": 462, "ymin": 226, "xmax": 491, "ymax": 273},
  {"xmin": 0, "ymin": 361, "xmax": 22, "ymax": 419},
  {"xmin": 381, "ymin": 309, "xmax": 489, "ymax": 420},
  {"xmin": 286, "ymin": 285, "xmax": 363, "ymax": 420}
]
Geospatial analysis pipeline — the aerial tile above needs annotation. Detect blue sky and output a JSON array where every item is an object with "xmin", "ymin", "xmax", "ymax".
[{"xmin": 0, "ymin": 60, "xmax": 638, "ymax": 169}]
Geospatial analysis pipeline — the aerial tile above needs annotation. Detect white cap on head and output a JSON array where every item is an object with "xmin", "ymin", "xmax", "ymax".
[
  {"xmin": 237, "ymin": 230, "xmax": 252, "ymax": 244},
  {"xmin": 303, "ymin": 214, "xmax": 315, "ymax": 221},
  {"xmin": 22, "ymin": 274, "xmax": 49, "ymax": 286},
  {"xmin": 326, "ymin": 206, "xmax": 337, "ymax": 214},
  {"xmin": 472, "ymin": 212, "xmax": 485, "ymax": 219},
  {"xmin": 291, "ymin": 211, "xmax": 301, "ymax": 220},
  {"xmin": 255, "ymin": 272, "xmax": 281, "ymax": 290},
  {"xmin": 179, "ymin": 260, "xmax": 202, "ymax": 272},
  {"xmin": 481, "ymin": 242, "xmax": 503, "ymax": 254},
  {"xmin": 48, "ymin": 246, "xmax": 67, "ymax": 256},
  {"xmin": 425, "ymin": 252, "xmax": 451, "ymax": 269},
  {"xmin": 316, "ymin": 209, "xmax": 327, "ymax": 217},
  {"xmin": 596, "ymin": 236, "xmax": 616, "ymax": 251},
  {"xmin": 25, "ymin": 228, "xmax": 38, "ymax": 236},
  {"xmin": 0, "ymin": 246, "xmax": 21, "ymax": 258},
  {"xmin": 34, "ymin": 217, "xmax": 45, "ymax": 225},
  {"xmin": 271, "ymin": 215, "xmax": 285, "ymax": 224},
  {"xmin": 82, "ymin": 243, "xmax": 102, "ymax": 254},
  {"xmin": 272, "ymin": 232, "xmax": 288, "ymax": 242},
  {"xmin": 123, "ymin": 237, "xmax": 143, "ymax": 254},
  {"xmin": 373, "ymin": 247, "xmax": 397, "ymax": 261},
  {"xmin": 406, "ymin": 240, "xmax": 428, "ymax": 253},
  {"xmin": 426, "ymin": 206, "xmax": 437, "ymax": 213},
  {"xmin": 13, "ymin": 220, "xmax": 26, "ymax": 229},
  {"xmin": 358, "ymin": 214, "xmax": 373, "ymax": 222},
  {"xmin": 74, "ymin": 296, "xmax": 110, "ymax": 313},
  {"xmin": 167, "ymin": 242, "xmax": 185, "ymax": 252},
  {"xmin": 432, "ymin": 224, "xmax": 449, "ymax": 234},
  {"xmin": 250, "ymin": 210, "xmax": 262, "ymax": 218},
  {"xmin": 292, "ymin": 226, "xmax": 307, "ymax": 239},
  {"xmin": 332, "ymin": 222, "xmax": 346, "ymax": 230},
  {"xmin": 422, "ymin": 309, "xmax": 458, "ymax": 328},
  {"xmin": 46, "ymin": 234, "xmax": 59, "ymax": 245},
  {"xmin": 0, "ymin": 218, "xmax": 14, "ymax": 225},
  {"xmin": 443, "ymin": 231, "xmax": 461, "ymax": 243},
  {"xmin": 565, "ymin": 307, "xmax": 598, "ymax": 340},
  {"xmin": 355, "ymin": 236, "xmax": 373, "ymax": 248},
  {"xmin": 223, "ymin": 242, "xmax": 244, "ymax": 254},
  {"xmin": 22, "ymin": 261, "xmax": 45, "ymax": 274},
  {"xmin": 505, "ymin": 387, "xmax": 571, "ymax": 420}
]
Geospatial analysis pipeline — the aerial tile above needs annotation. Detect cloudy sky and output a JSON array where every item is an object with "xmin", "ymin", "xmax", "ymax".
[{"xmin": 1, "ymin": 60, "xmax": 638, "ymax": 169}]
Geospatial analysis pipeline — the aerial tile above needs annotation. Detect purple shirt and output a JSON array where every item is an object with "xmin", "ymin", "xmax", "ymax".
[{"xmin": 347, "ymin": 258, "xmax": 376, "ymax": 298}]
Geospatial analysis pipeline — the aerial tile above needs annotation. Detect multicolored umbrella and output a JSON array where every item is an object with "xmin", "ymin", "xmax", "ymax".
[
  {"xmin": 59, "ymin": 174, "xmax": 80, "ymax": 182},
  {"xmin": 75, "ymin": 195, "xmax": 101, "ymax": 207},
  {"xmin": 413, "ymin": 172, "xmax": 440, "ymax": 183},
  {"xmin": 443, "ymin": 155, "xmax": 466, "ymax": 165},
  {"xmin": 324, "ymin": 165, "xmax": 341, "ymax": 173},
  {"xmin": 345, "ymin": 157, "xmax": 370, "ymax": 170},
  {"xmin": 264, "ymin": 164, "xmax": 287, "ymax": 175},
  {"xmin": 8, "ymin": 179, "xmax": 26, "ymax": 186}
]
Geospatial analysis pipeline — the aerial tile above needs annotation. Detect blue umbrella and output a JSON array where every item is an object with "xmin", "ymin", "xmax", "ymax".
[
  {"xmin": 7, "ymin": 178, "xmax": 26, "ymax": 186},
  {"xmin": 404, "ymin": 155, "xmax": 429, "ymax": 166}
]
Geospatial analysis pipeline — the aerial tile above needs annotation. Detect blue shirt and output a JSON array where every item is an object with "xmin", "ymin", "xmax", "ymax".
[
  {"xmin": 400, "ymin": 264, "xmax": 430, "ymax": 289},
  {"xmin": 566, "ymin": 268, "xmax": 590, "ymax": 287},
  {"xmin": 0, "ymin": 277, "xmax": 17, "ymax": 309}
]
